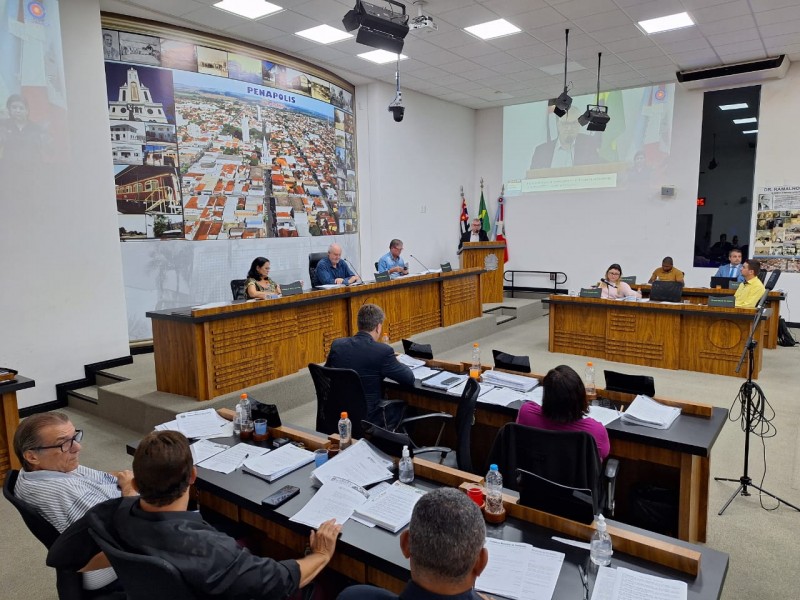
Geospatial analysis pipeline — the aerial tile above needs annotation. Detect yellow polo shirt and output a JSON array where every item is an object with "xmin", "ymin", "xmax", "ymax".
[
  {"xmin": 649, "ymin": 267, "xmax": 684, "ymax": 283},
  {"xmin": 734, "ymin": 277, "xmax": 766, "ymax": 308}
]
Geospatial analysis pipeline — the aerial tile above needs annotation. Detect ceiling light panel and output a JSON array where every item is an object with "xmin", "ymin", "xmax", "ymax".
[
  {"xmin": 638, "ymin": 12, "xmax": 695, "ymax": 35},
  {"xmin": 358, "ymin": 50, "xmax": 409, "ymax": 64},
  {"xmin": 213, "ymin": 0, "xmax": 282, "ymax": 20},
  {"xmin": 733, "ymin": 117, "xmax": 757, "ymax": 124},
  {"xmin": 719, "ymin": 103, "xmax": 749, "ymax": 110},
  {"xmin": 742, "ymin": 130, "xmax": 758, "ymax": 134},
  {"xmin": 295, "ymin": 25, "xmax": 352, "ymax": 44},
  {"xmin": 464, "ymin": 19, "xmax": 521, "ymax": 41}
]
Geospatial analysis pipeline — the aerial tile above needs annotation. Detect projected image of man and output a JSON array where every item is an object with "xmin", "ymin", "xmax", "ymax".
[{"xmin": 530, "ymin": 109, "xmax": 601, "ymax": 170}]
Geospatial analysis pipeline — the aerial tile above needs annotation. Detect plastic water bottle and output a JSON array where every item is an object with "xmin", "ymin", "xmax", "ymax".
[
  {"xmin": 590, "ymin": 514, "xmax": 613, "ymax": 566},
  {"xmin": 485, "ymin": 464, "xmax": 503, "ymax": 514},
  {"xmin": 380, "ymin": 330, "xmax": 390, "ymax": 344},
  {"xmin": 584, "ymin": 362, "xmax": 597, "ymax": 401},
  {"xmin": 239, "ymin": 393, "xmax": 252, "ymax": 423},
  {"xmin": 233, "ymin": 404, "xmax": 242, "ymax": 436},
  {"xmin": 338, "ymin": 412, "xmax": 352, "ymax": 450},
  {"xmin": 399, "ymin": 445, "xmax": 414, "ymax": 483},
  {"xmin": 470, "ymin": 343, "xmax": 481, "ymax": 379}
]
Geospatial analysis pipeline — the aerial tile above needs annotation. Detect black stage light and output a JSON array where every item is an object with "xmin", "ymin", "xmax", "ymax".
[
  {"xmin": 342, "ymin": 9, "xmax": 360, "ymax": 32},
  {"xmin": 578, "ymin": 105, "xmax": 610, "ymax": 131},
  {"xmin": 554, "ymin": 29, "xmax": 572, "ymax": 118},
  {"xmin": 342, "ymin": 0, "xmax": 409, "ymax": 53}
]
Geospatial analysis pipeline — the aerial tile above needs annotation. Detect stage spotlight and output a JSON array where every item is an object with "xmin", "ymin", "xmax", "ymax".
[
  {"xmin": 578, "ymin": 105, "xmax": 610, "ymax": 131},
  {"xmin": 342, "ymin": 0, "xmax": 409, "ymax": 53},
  {"xmin": 553, "ymin": 29, "xmax": 572, "ymax": 118}
]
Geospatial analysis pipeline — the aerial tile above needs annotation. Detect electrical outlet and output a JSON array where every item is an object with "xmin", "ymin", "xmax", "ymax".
[{"xmin": 549, "ymin": 273, "xmax": 556, "ymax": 281}]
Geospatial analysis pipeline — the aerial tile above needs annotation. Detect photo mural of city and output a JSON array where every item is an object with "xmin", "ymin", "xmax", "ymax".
[{"xmin": 102, "ymin": 22, "xmax": 357, "ymax": 241}]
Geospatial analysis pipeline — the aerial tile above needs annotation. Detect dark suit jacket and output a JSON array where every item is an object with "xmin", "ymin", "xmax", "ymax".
[
  {"xmin": 325, "ymin": 331, "xmax": 414, "ymax": 421},
  {"xmin": 530, "ymin": 134, "xmax": 602, "ymax": 169},
  {"xmin": 459, "ymin": 229, "xmax": 489, "ymax": 249}
]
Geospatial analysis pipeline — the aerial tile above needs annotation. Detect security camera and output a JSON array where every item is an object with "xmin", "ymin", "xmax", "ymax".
[{"xmin": 388, "ymin": 90, "xmax": 404, "ymax": 122}]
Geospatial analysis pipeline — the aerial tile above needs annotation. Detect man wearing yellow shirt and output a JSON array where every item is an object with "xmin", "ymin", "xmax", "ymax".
[
  {"xmin": 648, "ymin": 256, "xmax": 684, "ymax": 284},
  {"xmin": 734, "ymin": 260, "xmax": 767, "ymax": 308}
]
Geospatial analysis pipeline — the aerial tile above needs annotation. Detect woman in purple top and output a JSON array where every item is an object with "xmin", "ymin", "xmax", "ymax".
[{"xmin": 516, "ymin": 365, "xmax": 610, "ymax": 461}]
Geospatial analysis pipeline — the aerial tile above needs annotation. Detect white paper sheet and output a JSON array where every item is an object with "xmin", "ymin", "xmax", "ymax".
[
  {"xmin": 198, "ymin": 443, "xmax": 268, "ymax": 474},
  {"xmin": 420, "ymin": 371, "xmax": 468, "ymax": 390},
  {"xmin": 242, "ymin": 443, "xmax": 314, "ymax": 482},
  {"xmin": 590, "ymin": 567, "xmax": 688, "ymax": 600},
  {"xmin": 289, "ymin": 476, "xmax": 370, "ymax": 528},
  {"xmin": 397, "ymin": 354, "xmax": 425, "ymax": 369},
  {"xmin": 412, "ymin": 366, "xmax": 440, "ymax": 381},
  {"xmin": 478, "ymin": 386, "xmax": 529, "ymax": 407},
  {"xmin": 175, "ymin": 408, "xmax": 230, "ymax": 438},
  {"xmin": 481, "ymin": 369, "xmax": 539, "ymax": 392},
  {"xmin": 189, "ymin": 439, "xmax": 229, "ymax": 465},
  {"xmin": 477, "ymin": 539, "xmax": 565, "ymax": 600},
  {"xmin": 587, "ymin": 405, "xmax": 622, "ymax": 426},
  {"xmin": 351, "ymin": 481, "xmax": 426, "ymax": 532},
  {"xmin": 311, "ymin": 440, "xmax": 393, "ymax": 487}
]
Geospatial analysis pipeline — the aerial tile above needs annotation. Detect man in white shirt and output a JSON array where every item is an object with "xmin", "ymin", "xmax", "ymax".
[{"xmin": 13, "ymin": 412, "xmax": 136, "ymax": 592}]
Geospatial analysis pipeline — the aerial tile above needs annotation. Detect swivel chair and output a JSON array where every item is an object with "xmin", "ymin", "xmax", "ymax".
[
  {"xmin": 603, "ymin": 370, "xmax": 655, "ymax": 398},
  {"xmin": 401, "ymin": 339, "xmax": 434, "ymax": 360},
  {"xmin": 229, "ymin": 279, "xmax": 247, "ymax": 301},
  {"xmin": 764, "ymin": 269, "xmax": 781, "ymax": 291},
  {"xmin": 491, "ymin": 349, "xmax": 531, "ymax": 374},
  {"xmin": 308, "ymin": 252, "xmax": 327, "ymax": 287}
]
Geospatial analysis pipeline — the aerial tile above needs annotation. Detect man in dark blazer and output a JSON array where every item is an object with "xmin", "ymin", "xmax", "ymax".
[
  {"xmin": 325, "ymin": 303, "xmax": 414, "ymax": 427},
  {"xmin": 459, "ymin": 218, "xmax": 489, "ymax": 249},
  {"xmin": 530, "ymin": 109, "xmax": 602, "ymax": 170}
]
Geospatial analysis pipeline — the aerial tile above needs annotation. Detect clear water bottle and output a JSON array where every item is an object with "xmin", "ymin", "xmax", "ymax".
[
  {"xmin": 233, "ymin": 404, "xmax": 242, "ymax": 436},
  {"xmin": 398, "ymin": 445, "xmax": 414, "ymax": 483},
  {"xmin": 470, "ymin": 343, "xmax": 481, "ymax": 379},
  {"xmin": 338, "ymin": 412, "xmax": 352, "ymax": 450},
  {"xmin": 584, "ymin": 362, "xmax": 597, "ymax": 401},
  {"xmin": 239, "ymin": 393, "xmax": 252, "ymax": 423},
  {"xmin": 380, "ymin": 330, "xmax": 390, "ymax": 344},
  {"xmin": 485, "ymin": 464, "xmax": 503, "ymax": 514},
  {"xmin": 590, "ymin": 514, "xmax": 613, "ymax": 566}
]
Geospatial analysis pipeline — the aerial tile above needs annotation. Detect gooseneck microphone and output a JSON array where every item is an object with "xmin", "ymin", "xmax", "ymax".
[
  {"xmin": 409, "ymin": 254, "xmax": 431, "ymax": 273},
  {"xmin": 601, "ymin": 278, "xmax": 617, "ymax": 288},
  {"xmin": 342, "ymin": 258, "xmax": 363, "ymax": 284}
]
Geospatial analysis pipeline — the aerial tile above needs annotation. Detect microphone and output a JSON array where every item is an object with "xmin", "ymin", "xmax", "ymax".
[
  {"xmin": 409, "ymin": 254, "xmax": 431, "ymax": 273},
  {"xmin": 342, "ymin": 258, "xmax": 363, "ymax": 285},
  {"xmin": 601, "ymin": 278, "xmax": 617, "ymax": 288}
]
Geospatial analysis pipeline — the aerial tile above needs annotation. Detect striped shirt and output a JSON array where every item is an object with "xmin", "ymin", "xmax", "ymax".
[{"xmin": 16, "ymin": 466, "xmax": 120, "ymax": 590}]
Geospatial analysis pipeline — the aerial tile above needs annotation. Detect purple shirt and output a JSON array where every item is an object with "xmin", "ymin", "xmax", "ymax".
[{"xmin": 516, "ymin": 402, "xmax": 610, "ymax": 461}]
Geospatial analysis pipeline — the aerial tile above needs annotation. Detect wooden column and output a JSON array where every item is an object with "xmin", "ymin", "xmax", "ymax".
[{"xmin": 458, "ymin": 241, "xmax": 506, "ymax": 303}]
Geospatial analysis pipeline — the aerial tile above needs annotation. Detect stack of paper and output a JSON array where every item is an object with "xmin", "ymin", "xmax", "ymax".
[
  {"xmin": 421, "ymin": 371, "xmax": 468, "ymax": 390},
  {"xmin": 621, "ymin": 395, "xmax": 681, "ymax": 429},
  {"xmin": 591, "ymin": 566, "xmax": 687, "ymax": 600},
  {"xmin": 242, "ymin": 443, "xmax": 315, "ymax": 483},
  {"xmin": 290, "ymin": 476, "xmax": 370, "ymax": 528},
  {"xmin": 189, "ymin": 439, "xmax": 229, "ymax": 465},
  {"xmin": 311, "ymin": 440, "xmax": 394, "ymax": 488},
  {"xmin": 481, "ymin": 370, "xmax": 539, "ymax": 392},
  {"xmin": 397, "ymin": 354, "xmax": 426, "ymax": 369},
  {"xmin": 478, "ymin": 386, "xmax": 529, "ymax": 407},
  {"xmin": 476, "ymin": 538, "xmax": 564, "ymax": 600},
  {"xmin": 199, "ymin": 443, "xmax": 268, "ymax": 474},
  {"xmin": 351, "ymin": 481, "xmax": 427, "ymax": 533},
  {"xmin": 156, "ymin": 408, "xmax": 234, "ymax": 439},
  {"xmin": 587, "ymin": 405, "xmax": 622, "ymax": 426}
]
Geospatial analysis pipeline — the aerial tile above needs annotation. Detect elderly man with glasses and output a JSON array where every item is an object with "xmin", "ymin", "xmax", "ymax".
[{"xmin": 13, "ymin": 412, "xmax": 136, "ymax": 592}]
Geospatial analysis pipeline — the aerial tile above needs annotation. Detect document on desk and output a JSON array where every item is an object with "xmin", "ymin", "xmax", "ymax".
[
  {"xmin": 421, "ymin": 371, "xmax": 469, "ymax": 391},
  {"xmin": 590, "ymin": 566, "xmax": 687, "ymax": 600},
  {"xmin": 587, "ymin": 405, "xmax": 622, "ymax": 426},
  {"xmin": 476, "ymin": 538, "xmax": 564, "ymax": 600},
  {"xmin": 199, "ymin": 443, "xmax": 268, "ymax": 474},
  {"xmin": 175, "ymin": 408, "xmax": 231, "ymax": 439},
  {"xmin": 481, "ymin": 370, "xmax": 539, "ymax": 392},
  {"xmin": 190, "ymin": 439, "xmax": 229, "ymax": 465},
  {"xmin": 447, "ymin": 380, "xmax": 494, "ymax": 397},
  {"xmin": 290, "ymin": 476, "xmax": 369, "ymax": 528},
  {"xmin": 243, "ymin": 443, "xmax": 315, "ymax": 482},
  {"xmin": 621, "ymin": 395, "xmax": 680, "ymax": 429},
  {"xmin": 311, "ymin": 439, "xmax": 394, "ymax": 488},
  {"xmin": 412, "ymin": 366, "xmax": 440, "ymax": 381},
  {"xmin": 397, "ymin": 354, "xmax": 426, "ymax": 369},
  {"xmin": 351, "ymin": 481, "xmax": 426, "ymax": 533},
  {"xmin": 478, "ymin": 386, "xmax": 529, "ymax": 407}
]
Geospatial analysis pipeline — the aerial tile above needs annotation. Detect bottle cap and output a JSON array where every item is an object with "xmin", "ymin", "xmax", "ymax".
[
  {"xmin": 240, "ymin": 393, "xmax": 248, "ymax": 399},
  {"xmin": 341, "ymin": 411, "xmax": 348, "ymax": 419},
  {"xmin": 490, "ymin": 464, "xmax": 498, "ymax": 471},
  {"xmin": 402, "ymin": 445, "xmax": 410, "ymax": 458},
  {"xmin": 473, "ymin": 342, "xmax": 479, "ymax": 348},
  {"xmin": 596, "ymin": 514, "xmax": 606, "ymax": 530},
  {"xmin": 587, "ymin": 362, "xmax": 593, "ymax": 367}
]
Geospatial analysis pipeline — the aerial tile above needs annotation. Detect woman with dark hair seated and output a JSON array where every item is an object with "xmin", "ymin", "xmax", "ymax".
[
  {"xmin": 245, "ymin": 257, "xmax": 281, "ymax": 299},
  {"xmin": 516, "ymin": 365, "xmax": 610, "ymax": 460}
]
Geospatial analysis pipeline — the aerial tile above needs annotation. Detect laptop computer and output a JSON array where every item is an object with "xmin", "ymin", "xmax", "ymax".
[
  {"xmin": 650, "ymin": 280, "xmax": 683, "ymax": 303},
  {"xmin": 710, "ymin": 276, "xmax": 736, "ymax": 289}
]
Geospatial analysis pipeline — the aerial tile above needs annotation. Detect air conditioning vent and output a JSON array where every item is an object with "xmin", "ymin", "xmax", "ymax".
[{"xmin": 676, "ymin": 55, "xmax": 789, "ymax": 89}]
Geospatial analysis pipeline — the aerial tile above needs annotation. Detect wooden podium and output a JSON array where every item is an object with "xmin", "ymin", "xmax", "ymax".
[
  {"xmin": 458, "ymin": 241, "xmax": 506, "ymax": 303},
  {"xmin": 1, "ymin": 376, "xmax": 33, "ymax": 484}
]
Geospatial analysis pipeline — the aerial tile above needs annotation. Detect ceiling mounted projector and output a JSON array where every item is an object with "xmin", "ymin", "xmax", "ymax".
[
  {"xmin": 409, "ymin": 1, "xmax": 437, "ymax": 32},
  {"xmin": 343, "ymin": 0, "xmax": 409, "ymax": 54}
]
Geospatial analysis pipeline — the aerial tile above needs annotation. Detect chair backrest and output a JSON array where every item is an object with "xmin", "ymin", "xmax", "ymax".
[
  {"xmin": 515, "ymin": 468, "xmax": 595, "ymax": 524},
  {"xmin": 764, "ymin": 269, "xmax": 781, "ymax": 291},
  {"xmin": 491, "ymin": 349, "xmax": 531, "ymax": 374},
  {"xmin": 603, "ymin": 370, "xmax": 655, "ymax": 397},
  {"xmin": 360, "ymin": 420, "xmax": 413, "ymax": 457},
  {"xmin": 230, "ymin": 279, "xmax": 247, "ymax": 301},
  {"xmin": 3, "ymin": 470, "xmax": 86, "ymax": 600},
  {"xmin": 308, "ymin": 363, "xmax": 368, "ymax": 438},
  {"xmin": 454, "ymin": 378, "xmax": 480, "ymax": 473},
  {"xmin": 88, "ymin": 519, "xmax": 195, "ymax": 600},
  {"xmin": 374, "ymin": 262, "xmax": 379, "ymax": 272},
  {"xmin": 402, "ymin": 339, "xmax": 434, "ymax": 360},
  {"xmin": 308, "ymin": 252, "xmax": 327, "ymax": 287},
  {"xmin": 649, "ymin": 280, "xmax": 683, "ymax": 302},
  {"xmin": 487, "ymin": 423, "xmax": 602, "ymax": 517},
  {"xmin": 757, "ymin": 270, "xmax": 767, "ymax": 283}
]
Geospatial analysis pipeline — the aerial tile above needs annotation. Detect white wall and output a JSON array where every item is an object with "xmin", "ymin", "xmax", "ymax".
[{"xmin": 0, "ymin": 0, "xmax": 130, "ymax": 408}]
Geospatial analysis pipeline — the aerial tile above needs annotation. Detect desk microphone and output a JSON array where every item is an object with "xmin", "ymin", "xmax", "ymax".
[
  {"xmin": 601, "ymin": 278, "xmax": 617, "ymax": 288},
  {"xmin": 409, "ymin": 254, "xmax": 431, "ymax": 273},
  {"xmin": 343, "ymin": 258, "xmax": 363, "ymax": 284}
]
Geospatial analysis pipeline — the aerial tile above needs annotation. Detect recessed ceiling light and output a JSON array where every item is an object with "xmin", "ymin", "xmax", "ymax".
[
  {"xmin": 742, "ymin": 129, "xmax": 758, "ymax": 134},
  {"xmin": 719, "ymin": 103, "xmax": 748, "ymax": 111},
  {"xmin": 464, "ymin": 19, "xmax": 521, "ymax": 41},
  {"xmin": 638, "ymin": 12, "xmax": 694, "ymax": 34},
  {"xmin": 733, "ymin": 117, "xmax": 757, "ymax": 124},
  {"xmin": 213, "ymin": 0, "xmax": 282, "ymax": 20},
  {"xmin": 358, "ymin": 50, "xmax": 408, "ymax": 64},
  {"xmin": 539, "ymin": 61, "xmax": 585, "ymax": 76},
  {"xmin": 296, "ymin": 25, "xmax": 352, "ymax": 44}
]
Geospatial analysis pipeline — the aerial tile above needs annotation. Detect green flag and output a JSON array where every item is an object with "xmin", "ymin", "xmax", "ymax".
[{"xmin": 478, "ymin": 190, "xmax": 490, "ymax": 233}]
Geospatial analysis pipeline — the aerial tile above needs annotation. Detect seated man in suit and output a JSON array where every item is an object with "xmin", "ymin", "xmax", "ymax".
[
  {"xmin": 13, "ymin": 412, "xmax": 136, "ymax": 593},
  {"xmin": 377, "ymin": 238, "xmax": 409, "ymax": 277},
  {"xmin": 734, "ymin": 260, "xmax": 767, "ymax": 308},
  {"xmin": 648, "ymin": 256, "xmax": 684, "ymax": 284},
  {"xmin": 316, "ymin": 243, "xmax": 360, "ymax": 285},
  {"xmin": 714, "ymin": 247, "xmax": 745, "ymax": 282},
  {"xmin": 459, "ymin": 218, "xmax": 489, "ymax": 249},
  {"xmin": 326, "ymin": 303, "xmax": 414, "ymax": 427},
  {"xmin": 338, "ymin": 487, "xmax": 489, "ymax": 600},
  {"xmin": 48, "ymin": 430, "xmax": 341, "ymax": 599}
]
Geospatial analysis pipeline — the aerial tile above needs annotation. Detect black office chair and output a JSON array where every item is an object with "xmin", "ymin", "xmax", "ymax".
[
  {"xmin": 374, "ymin": 262, "xmax": 380, "ymax": 272},
  {"xmin": 491, "ymin": 349, "xmax": 531, "ymax": 374},
  {"xmin": 401, "ymin": 339, "xmax": 434, "ymax": 360},
  {"xmin": 764, "ymin": 269, "xmax": 781, "ymax": 291},
  {"xmin": 360, "ymin": 421, "xmax": 450, "ymax": 464},
  {"xmin": 603, "ymin": 370, "xmax": 655, "ymax": 398},
  {"xmin": 87, "ymin": 516, "xmax": 195, "ymax": 600},
  {"xmin": 3, "ymin": 470, "xmax": 89, "ymax": 600},
  {"xmin": 308, "ymin": 252, "xmax": 327, "ymax": 287},
  {"xmin": 230, "ymin": 279, "xmax": 247, "ymax": 301},
  {"xmin": 308, "ymin": 364, "xmax": 406, "ymax": 438},
  {"xmin": 757, "ymin": 270, "xmax": 767, "ymax": 283},
  {"xmin": 487, "ymin": 423, "xmax": 619, "ymax": 520}
]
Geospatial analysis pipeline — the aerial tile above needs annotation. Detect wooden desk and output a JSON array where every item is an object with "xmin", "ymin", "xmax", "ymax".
[
  {"xmin": 458, "ymin": 241, "xmax": 505, "ymax": 303},
  {"xmin": 547, "ymin": 295, "xmax": 766, "ymax": 378},
  {"xmin": 189, "ymin": 426, "xmax": 728, "ymax": 599},
  {"xmin": 0, "ymin": 376, "xmax": 34, "ymax": 484},
  {"xmin": 634, "ymin": 285, "xmax": 785, "ymax": 349},
  {"xmin": 388, "ymin": 374, "xmax": 726, "ymax": 544},
  {"xmin": 146, "ymin": 269, "xmax": 483, "ymax": 400}
]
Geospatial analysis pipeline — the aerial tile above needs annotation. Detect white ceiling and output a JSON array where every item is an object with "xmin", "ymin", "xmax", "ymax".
[{"xmin": 98, "ymin": 0, "xmax": 800, "ymax": 109}]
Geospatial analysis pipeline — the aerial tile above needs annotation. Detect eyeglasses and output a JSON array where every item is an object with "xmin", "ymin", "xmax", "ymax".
[{"xmin": 33, "ymin": 430, "xmax": 83, "ymax": 453}]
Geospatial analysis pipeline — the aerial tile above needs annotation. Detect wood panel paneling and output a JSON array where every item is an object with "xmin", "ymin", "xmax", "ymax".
[
  {"xmin": 459, "ymin": 242, "xmax": 505, "ymax": 303},
  {"xmin": 441, "ymin": 272, "xmax": 482, "ymax": 326}
]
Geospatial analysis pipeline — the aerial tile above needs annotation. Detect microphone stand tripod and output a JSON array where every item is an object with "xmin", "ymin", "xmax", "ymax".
[{"xmin": 714, "ymin": 297, "xmax": 800, "ymax": 515}]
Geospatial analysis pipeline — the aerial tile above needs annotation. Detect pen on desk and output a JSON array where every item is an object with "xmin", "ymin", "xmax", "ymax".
[{"xmin": 578, "ymin": 564, "xmax": 588, "ymax": 600}]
